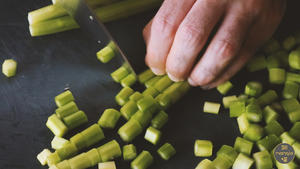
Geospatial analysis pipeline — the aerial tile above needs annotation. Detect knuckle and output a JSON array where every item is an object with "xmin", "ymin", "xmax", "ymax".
[
  {"xmin": 179, "ymin": 24, "xmax": 205, "ymax": 43},
  {"xmin": 153, "ymin": 14, "xmax": 176, "ymax": 35},
  {"xmin": 217, "ymin": 39, "xmax": 238, "ymax": 61}
]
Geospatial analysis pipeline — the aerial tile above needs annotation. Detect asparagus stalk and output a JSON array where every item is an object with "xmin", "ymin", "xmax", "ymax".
[{"xmin": 30, "ymin": 0, "xmax": 162, "ymax": 37}]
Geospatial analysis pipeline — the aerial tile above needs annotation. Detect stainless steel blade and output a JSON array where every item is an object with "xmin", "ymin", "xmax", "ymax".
[{"xmin": 56, "ymin": 0, "xmax": 135, "ymax": 74}]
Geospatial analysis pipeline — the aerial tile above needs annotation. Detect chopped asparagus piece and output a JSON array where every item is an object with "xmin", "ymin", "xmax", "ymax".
[
  {"xmin": 195, "ymin": 159, "xmax": 215, "ymax": 169},
  {"xmin": 237, "ymin": 113, "xmax": 250, "ymax": 134},
  {"xmin": 263, "ymin": 105, "xmax": 279, "ymax": 123},
  {"xmin": 51, "ymin": 136, "xmax": 69, "ymax": 150},
  {"xmin": 212, "ymin": 153, "xmax": 234, "ymax": 169},
  {"xmin": 257, "ymin": 134, "xmax": 280, "ymax": 151},
  {"xmin": 142, "ymin": 87, "xmax": 159, "ymax": 98},
  {"xmin": 286, "ymin": 72, "xmax": 300, "ymax": 83},
  {"xmin": 281, "ymin": 98, "xmax": 300, "ymax": 113},
  {"xmin": 123, "ymin": 144, "xmax": 137, "ymax": 161},
  {"xmin": 232, "ymin": 153, "xmax": 254, "ymax": 169},
  {"xmin": 194, "ymin": 140, "xmax": 213, "ymax": 157},
  {"xmin": 243, "ymin": 124, "xmax": 264, "ymax": 142},
  {"xmin": 253, "ymin": 151, "xmax": 273, "ymax": 169},
  {"xmin": 37, "ymin": 149, "xmax": 52, "ymax": 166},
  {"xmin": 144, "ymin": 126, "xmax": 161, "ymax": 145},
  {"xmin": 289, "ymin": 49, "xmax": 300, "ymax": 70},
  {"xmin": 157, "ymin": 143, "xmax": 176, "ymax": 160},
  {"xmin": 55, "ymin": 101, "xmax": 78, "ymax": 119},
  {"xmin": 203, "ymin": 102, "xmax": 221, "ymax": 114},
  {"xmin": 245, "ymin": 103, "xmax": 263, "ymax": 122},
  {"xmin": 115, "ymin": 87, "xmax": 134, "ymax": 106},
  {"xmin": 222, "ymin": 95, "xmax": 238, "ymax": 108},
  {"xmin": 98, "ymin": 161, "xmax": 116, "ymax": 169},
  {"xmin": 289, "ymin": 110, "xmax": 300, "ymax": 123},
  {"xmin": 138, "ymin": 69, "xmax": 155, "ymax": 84},
  {"xmin": 2, "ymin": 59, "xmax": 17, "ymax": 78},
  {"xmin": 63, "ymin": 110, "xmax": 88, "ymax": 130},
  {"xmin": 145, "ymin": 76, "xmax": 162, "ymax": 88},
  {"xmin": 70, "ymin": 133, "xmax": 86, "ymax": 150},
  {"xmin": 118, "ymin": 119, "xmax": 143, "ymax": 142},
  {"xmin": 217, "ymin": 81, "xmax": 233, "ymax": 95},
  {"xmin": 229, "ymin": 101, "xmax": 245, "ymax": 117},
  {"xmin": 268, "ymin": 68, "xmax": 286, "ymax": 84},
  {"xmin": 98, "ymin": 109, "xmax": 121, "ymax": 129},
  {"xmin": 153, "ymin": 75, "xmax": 173, "ymax": 92},
  {"xmin": 264, "ymin": 120, "xmax": 284, "ymax": 137},
  {"xmin": 97, "ymin": 140, "xmax": 122, "ymax": 162},
  {"xmin": 46, "ymin": 152, "xmax": 61, "ymax": 167},
  {"xmin": 86, "ymin": 148, "xmax": 101, "ymax": 166},
  {"xmin": 121, "ymin": 74, "xmax": 137, "ymax": 87},
  {"xmin": 55, "ymin": 90, "xmax": 74, "ymax": 108},
  {"xmin": 216, "ymin": 145, "xmax": 238, "ymax": 164},
  {"xmin": 257, "ymin": 90, "xmax": 278, "ymax": 106},
  {"xmin": 129, "ymin": 92, "xmax": 143, "ymax": 102},
  {"xmin": 151, "ymin": 110, "xmax": 168, "ymax": 129},
  {"xmin": 244, "ymin": 81, "xmax": 262, "ymax": 97},
  {"xmin": 55, "ymin": 142, "xmax": 78, "ymax": 163},
  {"xmin": 97, "ymin": 46, "xmax": 115, "ymax": 63},
  {"xmin": 111, "ymin": 66, "xmax": 129, "ymax": 83},
  {"xmin": 281, "ymin": 132, "xmax": 296, "ymax": 145},
  {"xmin": 28, "ymin": 5, "xmax": 67, "ymax": 25},
  {"xmin": 80, "ymin": 124, "xmax": 105, "ymax": 147},
  {"xmin": 234, "ymin": 137, "xmax": 253, "ymax": 156},
  {"xmin": 131, "ymin": 110, "xmax": 152, "ymax": 129},
  {"xmin": 46, "ymin": 114, "xmax": 68, "ymax": 137},
  {"xmin": 68, "ymin": 153, "xmax": 90, "ymax": 169},
  {"xmin": 155, "ymin": 93, "xmax": 172, "ymax": 109},
  {"xmin": 289, "ymin": 122, "xmax": 300, "ymax": 141},
  {"xmin": 131, "ymin": 151, "xmax": 153, "ymax": 169},
  {"xmin": 283, "ymin": 81, "xmax": 299, "ymax": 99},
  {"xmin": 120, "ymin": 101, "xmax": 138, "ymax": 120},
  {"xmin": 137, "ymin": 95, "xmax": 159, "ymax": 115}
]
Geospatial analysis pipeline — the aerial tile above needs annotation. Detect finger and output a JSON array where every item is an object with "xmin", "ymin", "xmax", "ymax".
[
  {"xmin": 165, "ymin": 0, "xmax": 226, "ymax": 81},
  {"xmin": 188, "ymin": 4, "xmax": 255, "ymax": 86},
  {"xmin": 143, "ymin": 19, "xmax": 153, "ymax": 46},
  {"xmin": 205, "ymin": 1, "xmax": 286, "ymax": 88},
  {"xmin": 145, "ymin": 0, "xmax": 196, "ymax": 75}
]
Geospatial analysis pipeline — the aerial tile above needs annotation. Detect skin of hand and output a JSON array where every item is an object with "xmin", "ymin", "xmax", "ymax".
[{"xmin": 143, "ymin": 0, "xmax": 286, "ymax": 89}]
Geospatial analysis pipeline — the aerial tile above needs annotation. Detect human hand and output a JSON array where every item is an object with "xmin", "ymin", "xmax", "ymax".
[{"xmin": 143, "ymin": 0, "xmax": 286, "ymax": 88}]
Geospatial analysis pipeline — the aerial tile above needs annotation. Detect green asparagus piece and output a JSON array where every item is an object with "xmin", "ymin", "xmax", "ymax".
[
  {"xmin": 55, "ymin": 90, "xmax": 75, "ymax": 107},
  {"xmin": 232, "ymin": 153, "xmax": 254, "ymax": 169},
  {"xmin": 98, "ymin": 109, "xmax": 121, "ymax": 129},
  {"xmin": 292, "ymin": 142, "xmax": 300, "ymax": 160},
  {"xmin": 244, "ymin": 81, "xmax": 262, "ymax": 97},
  {"xmin": 151, "ymin": 110, "xmax": 168, "ymax": 129},
  {"xmin": 131, "ymin": 151, "xmax": 153, "ymax": 169},
  {"xmin": 51, "ymin": 136, "xmax": 69, "ymax": 150},
  {"xmin": 137, "ymin": 95, "xmax": 159, "ymax": 115},
  {"xmin": 28, "ymin": 5, "xmax": 67, "ymax": 25},
  {"xmin": 131, "ymin": 110, "xmax": 152, "ymax": 129},
  {"xmin": 237, "ymin": 113, "xmax": 250, "ymax": 134},
  {"xmin": 118, "ymin": 119, "xmax": 143, "ymax": 142},
  {"xmin": 286, "ymin": 72, "xmax": 300, "ymax": 83},
  {"xmin": 268, "ymin": 68, "xmax": 286, "ymax": 84},
  {"xmin": 144, "ymin": 126, "xmax": 161, "ymax": 145},
  {"xmin": 138, "ymin": 69, "xmax": 155, "ymax": 84},
  {"xmin": 37, "ymin": 149, "xmax": 52, "ymax": 166},
  {"xmin": 2, "ymin": 59, "xmax": 17, "ymax": 78},
  {"xmin": 47, "ymin": 152, "xmax": 61, "ymax": 167},
  {"xmin": 253, "ymin": 150, "xmax": 273, "ymax": 169},
  {"xmin": 111, "ymin": 66, "xmax": 130, "ymax": 83},
  {"xmin": 97, "ymin": 46, "xmax": 115, "ymax": 63},
  {"xmin": 267, "ymin": 54, "xmax": 281, "ymax": 68},
  {"xmin": 153, "ymin": 75, "xmax": 173, "ymax": 92},
  {"xmin": 217, "ymin": 81, "xmax": 233, "ymax": 95},
  {"xmin": 155, "ymin": 93, "xmax": 172, "ymax": 109},
  {"xmin": 68, "ymin": 153, "xmax": 90, "ymax": 169},
  {"xmin": 157, "ymin": 143, "xmax": 176, "ymax": 160},
  {"xmin": 216, "ymin": 145, "xmax": 238, "ymax": 164},
  {"xmin": 257, "ymin": 134, "xmax": 280, "ymax": 151},
  {"xmin": 289, "ymin": 49, "xmax": 300, "ymax": 70},
  {"xmin": 46, "ymin": 114, "xmax": 68, "ymax": 137},
  {"xmin": 281, "ymin": 98, "xmax": 300, "ymax": 113},
  {"xmin": 123, "ymin": 144, "xmax": 137, "ymax": 161},
  {"xmin": 289, "ymin": 110, "xmax": 300, "ymax": 123},
  {"xmin": 263, "ymin": 105, "xmax": 279, "ymax": 123},
  {"xmin": 194, "ymin": 140, "xmax": 213, "ymax": 157},
  {"xmin": 55, "ymin": 101, "xmax": 78, "ymax": 119},
  {"xmin": 121, "ymin": 74, "xmax": 137, "ymax": 87},
  {"xmin": 115, "ymin": 87, "xmax": 134, "ymax": 106},
  {"xmin": 289, "ymin": 122, "xmax": 300, "ymax": 141},
  {"xmin": 257, "ymin": 90, "xmax": 278, "ymax": 106},
  {"xmin": 243, "ymin": 124, "xmax": 264, "ymax": 142},
  {"xmin": 222, "ymin": 95, "xmax": 238, "ymax": 108},
  {"xmin": 129, "ymin": 92, "xmax": 143, "ymax": 102},
  {"xmin": 142, "ymin": 87, "xmax": 159, "ymax": 98},
  {"xmin": 245, "ymin": 103, "xmax": 263, "ymax": 122},
  {"xmin": 238, "ymin": 94, "xmax": 248, "ymax": 102},
  {"xmin": 98, "ymin": 161, "xmax": 116, "ymax": 169},
  {"xmin": 63, "ymin": 110, "xmax": 88, "ymax": 130},
  {"xmin": 212, "ymin": 154, "xmax": 234, "ymax": 169},
  {"xmin": 120, "ymin": 100, "xmax": 138, "ymax": 120},
  {"xmin": 233, "ymin": 137, "xmax": 253, "ymax": 156},
  {"xmin": 86, "ymin": 148, "xmax": 101, "ymax": 166},
  {"xmin": 283, "ymin": 81, "xmax": 299, "ymax": 99},
  {"xmin": 229, "ymin": 101, "xmax": 246, "ymax": 117},
  {"xmin": 280, "ymin": 132, "xmax": 296, "ymax": 145},
  {"xmin": 195, "ymin": 159, "xmax": 216, "ymax": 169},
  {"xmin": 203, "ymin": 102, "xmax": 221, "ymax": 114},
  {"xmin": 145, "ymin": 76, "xmax": 162, "ymax": 88},
  {"xmin": 276, "ymin": 160, "xmax": 299, "ymax": 169},
  {"xmin": 70, "ymin": 133, "xmax": 86, "ymax": 150},
  {"xmin": 80, "ymin": 124, "xmax": 105, "ymax": 147},
  {"xmin": 264, "ymin": 120, "xmax": 284, "ymax": 137},
  {"xmin": 97, "ymin": 140, "xmax": 122, "ymax": 162},
  {"xmin": 55, "ymin": 142, "xmax": 78, "ymax": 163}
]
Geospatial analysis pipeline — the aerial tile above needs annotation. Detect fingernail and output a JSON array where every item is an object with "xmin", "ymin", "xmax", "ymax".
[
  {"xmin": 167, "ymin": 72, "xmax": 182, "ymax": 82},
  {"xmin": 151, "ymin": 67, "xmax": 165, "ymax": 75},
  {"xmin": 188, "ymin": 77, "xmax": 198, "ymax": 86}
]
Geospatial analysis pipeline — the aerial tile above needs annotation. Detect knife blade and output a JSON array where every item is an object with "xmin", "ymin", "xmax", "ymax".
[{"xmin": 56, "ymin": 0, "xmax": 136, "ymax": 74}]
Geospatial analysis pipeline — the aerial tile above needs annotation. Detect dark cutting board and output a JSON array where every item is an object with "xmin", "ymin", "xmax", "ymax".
[{"xmin": 0, "ymin": 0, "xmax": 299, "ymax": 169}]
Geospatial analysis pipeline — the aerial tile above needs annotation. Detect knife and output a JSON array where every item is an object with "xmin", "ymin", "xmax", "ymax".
[{"xmin": 56, "ymin": 0, "xmax": 136, "ymax": 74}]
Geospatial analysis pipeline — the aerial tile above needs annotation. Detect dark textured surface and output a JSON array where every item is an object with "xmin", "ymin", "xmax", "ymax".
[{"xmin": 0, "ymin": 1, "xmax": 299, "ymax": 169}]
